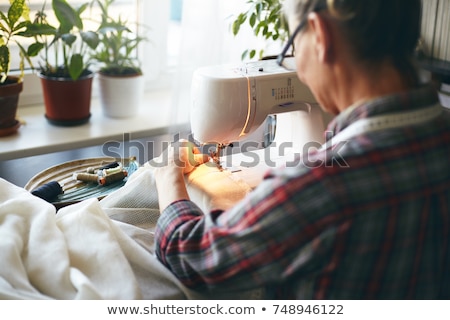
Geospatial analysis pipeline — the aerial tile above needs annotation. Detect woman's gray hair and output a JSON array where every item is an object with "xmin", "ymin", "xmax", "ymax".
[{"xmin": 283, "ymin": 0, "xmax": 422, "ymax": 83}]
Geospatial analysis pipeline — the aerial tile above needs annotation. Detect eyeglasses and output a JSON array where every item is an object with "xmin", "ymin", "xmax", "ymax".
[
  {"xmin": 276, "ymin": 19, "xmax": 308, "ymax": 70},
  {"xmin": 277, "ymin": 3, "xmax": 328, "ymax": 71}
]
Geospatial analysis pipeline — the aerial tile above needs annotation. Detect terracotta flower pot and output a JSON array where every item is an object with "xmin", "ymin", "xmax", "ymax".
[
  {"xmin": 0, "ymin": 77, "xmax": 22, "ymax": 137},
  {"xmin": 39, "ymin": 71, "xmax": 94, "ymax": 126}
]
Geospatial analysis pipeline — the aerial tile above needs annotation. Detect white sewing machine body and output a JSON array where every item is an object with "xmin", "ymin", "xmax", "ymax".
[{"xmin": 190, "ymin": 58, "xmax": 329, "ymax": 188}]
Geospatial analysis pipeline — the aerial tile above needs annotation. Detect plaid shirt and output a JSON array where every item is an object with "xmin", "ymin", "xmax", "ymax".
[{"xmin": 155, "ymin": 85, "xmax": 450, "ymax": 299}]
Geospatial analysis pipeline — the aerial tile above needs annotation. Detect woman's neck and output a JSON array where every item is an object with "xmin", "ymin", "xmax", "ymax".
[{"xmin": 334, "ymin": 60, "xmax": 413, "ymax": 113}]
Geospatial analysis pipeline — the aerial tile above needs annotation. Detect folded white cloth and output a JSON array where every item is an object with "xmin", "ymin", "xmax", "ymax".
[
  {"xmin": 0, "ymin": 178, "xmax": 186, "ymax": 299},
  {"xmin": 0, "ymin": 161, "xmax": 259, "ymax": 300}
]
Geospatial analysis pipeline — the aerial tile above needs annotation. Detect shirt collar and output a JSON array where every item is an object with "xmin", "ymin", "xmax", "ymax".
[{"xmin": 326, "ymin": 85, "xmax": 439, "ymax": 138}]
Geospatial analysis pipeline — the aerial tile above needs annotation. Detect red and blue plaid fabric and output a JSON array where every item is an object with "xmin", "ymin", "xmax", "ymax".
[{"xmin": 155, "ymin": 85, "xmax": 450, "ymax": 299}]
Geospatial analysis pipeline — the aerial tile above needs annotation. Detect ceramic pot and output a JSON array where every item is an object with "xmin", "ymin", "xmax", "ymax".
[
  {"xmin": 0, "ymin": 77, "xmax": 22, "ymax": 136},
  {"xmin": 97, "ymin": 72, "xmax": 144, "ymax": 118},
  {"xmin": 39, "ymin": 71, "xmax": 94, "ymax": 126}
]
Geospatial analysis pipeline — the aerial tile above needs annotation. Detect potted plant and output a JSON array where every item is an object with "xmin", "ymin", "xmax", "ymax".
[
  {"xmin": 0, "ymin": 0, "xmax": 37, "ymax": 136},
  {"xmin": 28, "ymin": 0, "xmax": 100, "ymax": 126},
  {"xmin": 231, "ymin": 0, "xmax": 288, "ymax": 60},
  {"xmin": 90, "ymin": 0, "xmax": 146, "ymax": 118}
]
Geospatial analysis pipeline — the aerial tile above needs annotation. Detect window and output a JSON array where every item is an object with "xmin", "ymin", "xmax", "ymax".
[
  {"xmin": 2, "ymin": 1, "xmax": 140, "ymax": 68},
  {"xmin": 1, "ymin": 0, "xmax": 180, "ymax": 106},
  {"xmin": 2, "ymin": 0, "xmax": 269, "ymax": 107}
]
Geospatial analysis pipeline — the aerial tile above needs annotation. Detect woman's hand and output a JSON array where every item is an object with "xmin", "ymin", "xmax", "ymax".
[
  {"xmin": 170, "ymin": 139, "xmax": 210, "ymax": 174},
  {"xmin": 151, "ymin": 139, "xmax": 209, "ymax": 211}
]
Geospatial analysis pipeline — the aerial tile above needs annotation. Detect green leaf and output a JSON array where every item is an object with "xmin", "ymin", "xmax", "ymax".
[
  {"xmin": 275, "ymin": 18, "xmax": 281, "ymax": 31},
  {"xmin": 232, "ymin": 19, "xmax": 240, "ymax": 36},
  {"xmin": 27, "ymin": 42, "xmax": 45, "ymax": 57},
  {"xmin": 249, "ymin": 49, "xmax": 256, "ymax": 59},
  {"xmin": 239, "ymin": 12, "xmax": 247, "ymax": 24},
  {"xmin": 69, "ymin": 54, "xmax": 83, "ymax": 80},
  {"xmin": 255, "ymin": 23, "xmax": 260, "ymax": 36},
  {"xmin": 250, "ymin": 13, "xmax": 257, "ymax": 28},
  {"xmin": 0, "ymin": 45, "xmax": 10, "ymax": 78},
  {"xmin": 53, "ymin": 0, "xmax": 83, "ymax": 32},
  {"xmin": 81, "ymin": 31, "xmax": 99, "ymax": 49},
  {"xmin": 256, "ymin": 2, "xmax": 263, "ymax": 15},
  {"xmin": 231, "ymin": 0, "xmax": 288, "ymax": 61},
  {"xmin": 98, "ymin": 22, "xmax": 129, "ymax": 34},
  {"xmin": 61, "ymin": 33, "xmax": 76, "ymax": 46},
  {"xmin": 77, "ymin": 2, "xmax": 89, "ymax": 16},
  {"xmin": 8, "ymin": 0, "xmax": 25, "ymax": 28},
  {"xmin": 12, "ymin": 21, "xmax": 28, "ymax": 34},
  {"xmin": 241, "ymin": 49, "xmax": 249, "ymax": 61},
  {"xmin": 259, "ymin": 49, "xmax": 265, "ymax": 60},
  {"xmin": 20, "ymin": 22, "xmax": 57, "ymax": 37},
  {"xmin": 0, "ymin": 12, "xmax": 8, "ymax": 26}
]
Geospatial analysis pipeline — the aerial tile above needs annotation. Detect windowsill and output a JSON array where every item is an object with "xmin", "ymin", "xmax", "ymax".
[{"xmin": 0, "ymin": 89, "xmax": 190, "ymax": 161}]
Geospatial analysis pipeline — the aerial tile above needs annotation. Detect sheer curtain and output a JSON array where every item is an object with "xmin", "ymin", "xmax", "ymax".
[{"xmin": 169, "ymin": 0, "xmax": 275, "ymax": 133}]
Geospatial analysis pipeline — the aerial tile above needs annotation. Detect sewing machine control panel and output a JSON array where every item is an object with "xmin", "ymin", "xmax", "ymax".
[{"xmin": 234, "ymin": 60, "xmax": 312, "ymax": 107}]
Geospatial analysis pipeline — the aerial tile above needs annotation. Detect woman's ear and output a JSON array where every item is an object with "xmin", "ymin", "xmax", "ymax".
[{"xmin": 307, "ymin": 12, "xmax": 334, "ymax": 63}]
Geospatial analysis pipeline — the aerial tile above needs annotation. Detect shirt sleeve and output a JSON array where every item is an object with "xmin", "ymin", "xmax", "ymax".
[{"xmin": 154, "ymin": 167, "xmax": 337, "ymax": 292}]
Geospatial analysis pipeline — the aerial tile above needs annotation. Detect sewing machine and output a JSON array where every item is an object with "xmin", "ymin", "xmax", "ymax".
[{"xmin": 190, "ymin": 58, "xmax": 328, "ymax": 187}]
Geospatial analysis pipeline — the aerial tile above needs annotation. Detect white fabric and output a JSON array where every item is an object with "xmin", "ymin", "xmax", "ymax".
[
  {"xmin": 101, "ymin": 161, "xmax": 252, "ymax": 214},
  {"xmin": 0, "ymin": 178, "xmax": 189, "ymax": 300},
  {"xmin": 0, "ymin": 160, "xmax": 256, "ymax": 300},
  {"xmin": 185, "ymin": 163, "xmax": 253, "ymax": 211}
]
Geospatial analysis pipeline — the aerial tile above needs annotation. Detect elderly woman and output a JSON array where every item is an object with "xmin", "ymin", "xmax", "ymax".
[{"xmin": 153, "ymin": 0, "xmax": 450, "ymax": 299}]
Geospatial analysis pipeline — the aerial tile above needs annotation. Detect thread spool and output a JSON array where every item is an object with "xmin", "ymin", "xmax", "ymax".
[
  {"xmin": 86, "ymin": 162, "xmax": 119, "ymax": 174},
  {"xmin": 99, "ymin": 171, "xmax": 128, "ymax": 186},
  {"xmin": 74, "ymin": 173, "xmax": 99, "ymax": 183},
  {"xmin": 31, "ymin": 181, "xmax": 63, "ymax": 202},
  {"xmin": 102, "ymin": 166, "xmax": 122, "ymax": 176},
  {"xmin": 86, "ymin": 167, "xmax": 97, "ymax": 174}
]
